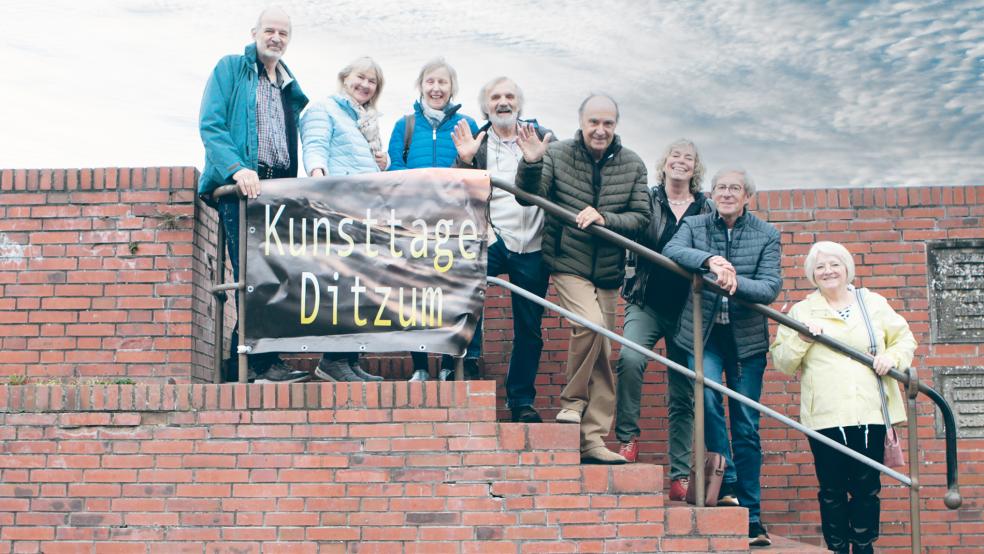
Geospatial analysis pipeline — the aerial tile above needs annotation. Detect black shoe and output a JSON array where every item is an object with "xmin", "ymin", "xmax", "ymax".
[
  {"xmin": 315, "ymin": 358, "xmax": 362, "ymax": 382},
  {"xmin": 748, "ymin": 521, "xmax": 771, "ymax": 547},
  {"xmin": 349, "ymin": 359, "xmax": 383, "ymax": 382},
  {"xmin": 510, "ymin": 406, "xmax": 542, "ymax": 423},
  {"xmin": 254, "ymin": 361, "xmax": 310, "ymax": 384},
  {"xmin": 717, "ymin": 482, "xmax": 740, "ymax": 507}
]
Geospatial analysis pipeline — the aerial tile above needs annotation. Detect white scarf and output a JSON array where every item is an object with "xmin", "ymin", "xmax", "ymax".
[{"xmin": 421, "ymin": 101, "xmax": 447, "ymax": 127}]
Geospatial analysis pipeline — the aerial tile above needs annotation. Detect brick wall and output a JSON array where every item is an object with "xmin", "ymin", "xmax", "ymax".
[
  {"xmin": 2, "ymin": 168, "xmax": 981, "ymax": 550},
  {"xmin": 0, "ymin": 168, "xmax": 216, "ymax": 383},
  {"xmin": 0, "ymin": 381, "xmax": 756, "ymax": 553},
  {"xmin": 477, "ymin": 185, "xmax": 984, "ymax": 551}
]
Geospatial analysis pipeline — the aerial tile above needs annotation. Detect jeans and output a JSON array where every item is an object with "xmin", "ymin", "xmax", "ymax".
[
  {"xmin": 615, "ymin": 303, "xmax": 693, "ymax": 479},
  {"xmin": 688, "ymin": 324, "xmax": 766, "ymax": 523},
  {"xmin": 439, "ymin": 238, "xmax": 548, "ymax": 408},
  {"xmin": 218, "ymin": 198, "xmax": 278, "ymax": 370}
]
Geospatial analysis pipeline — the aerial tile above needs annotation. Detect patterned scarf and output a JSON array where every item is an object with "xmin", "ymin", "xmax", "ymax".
[{"xmin": 345, "ymin": 93, "xmax": 383, "ymax": 154}]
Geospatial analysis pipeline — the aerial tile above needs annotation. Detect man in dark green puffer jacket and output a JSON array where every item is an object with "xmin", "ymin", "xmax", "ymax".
[{"xmin": 514, "ymin": 94, "xmax": 649, "ymax": 464}]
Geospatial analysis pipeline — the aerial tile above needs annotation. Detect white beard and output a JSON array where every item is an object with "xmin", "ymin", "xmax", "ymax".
[{"xmin": 489, "ymin": 112, "xmax": 518, "ymax": 128}]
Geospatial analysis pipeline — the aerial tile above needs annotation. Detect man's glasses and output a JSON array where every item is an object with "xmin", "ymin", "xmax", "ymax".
[{"xmin": 713, "ymin": 184, "xmax": 744, "ymax": 194}]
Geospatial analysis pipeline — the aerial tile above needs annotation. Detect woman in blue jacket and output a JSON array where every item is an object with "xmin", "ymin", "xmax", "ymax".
[
  {"xmin": 386, "ymin": 57, "xmax": 479, "ymax": 381},
  {"xmin": 299, "ymin": 56, "xmax": 388, "ymax": 382}
]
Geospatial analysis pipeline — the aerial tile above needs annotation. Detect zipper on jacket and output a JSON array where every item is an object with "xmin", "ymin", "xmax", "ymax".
[
  {"xmin": 589, "ymin": 158, "xmax": 603, "ymax": 282},
  {"xmin": 432, "ymin": 127, "xmax": 438, "ymax": 166}
]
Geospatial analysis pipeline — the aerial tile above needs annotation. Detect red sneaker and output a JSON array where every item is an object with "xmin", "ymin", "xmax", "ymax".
[
  {"xmin": 618, "ymin": 439, "xmax": 639, "ymax": 463},
  {"xmin": 669, "ymin": 477, "xmax": 689, "ymax": 501}
]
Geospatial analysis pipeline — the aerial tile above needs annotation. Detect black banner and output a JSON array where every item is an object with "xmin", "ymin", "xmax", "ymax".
[{"xmin": 244, "ymin": 169, "xmax": 490, "ymax": 356}]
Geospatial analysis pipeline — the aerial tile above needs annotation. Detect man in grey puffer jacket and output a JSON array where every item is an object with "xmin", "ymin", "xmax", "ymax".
[
  {"xmin": 663, "ymin": 168, "xmax": 781, "ymax": 547},
  {"xmin": 515, "ymin": 94, "xmax": 649, "ymax": 464}
]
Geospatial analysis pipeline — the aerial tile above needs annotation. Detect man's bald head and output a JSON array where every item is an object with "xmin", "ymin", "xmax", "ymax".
[{"xmin": 578, "ymin": 94, "xmax": 619, "ymax": 123}]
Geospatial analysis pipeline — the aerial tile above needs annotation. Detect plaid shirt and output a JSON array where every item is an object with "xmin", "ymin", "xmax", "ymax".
[{"xmin": 256, "ymin": 67, "xmax": 290, "ymax": 169}]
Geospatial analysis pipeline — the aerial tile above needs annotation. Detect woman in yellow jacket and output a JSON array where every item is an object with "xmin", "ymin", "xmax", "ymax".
[{"xmin": 770, "ymin": 241, "xmax": 915, "ymax": 554}]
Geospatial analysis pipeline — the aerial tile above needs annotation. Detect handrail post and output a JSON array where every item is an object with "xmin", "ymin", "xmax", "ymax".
[
  {"xmin": 907, "ymin": 367, "xmax": 921, "ymax": 554},
  {"xmin": 692, "ymin": 275, "xmax": 705, "ymax": 507},
  {"xmin": 212, "ymin": 220, "xmax": 226, "ymax": 384},
  {"xmin": 237, "ymin": 196, "xmax": 248, "ymax": 384}
]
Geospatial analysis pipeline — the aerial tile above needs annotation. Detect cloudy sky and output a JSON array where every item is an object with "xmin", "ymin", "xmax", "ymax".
[{"xmin": 2, "ymin": 0, "xmax": 981, "ymax": 189}]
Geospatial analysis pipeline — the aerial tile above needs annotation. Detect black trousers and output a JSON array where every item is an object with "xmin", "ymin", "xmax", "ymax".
[{"xmin": 808, "ymin": 424, "xmax": 886, "ymax": 554}]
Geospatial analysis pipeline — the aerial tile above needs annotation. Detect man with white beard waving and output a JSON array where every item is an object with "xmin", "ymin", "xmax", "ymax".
[{"xmin": 449, "ymin": 77, "xmax": 554, "ymax": 423}]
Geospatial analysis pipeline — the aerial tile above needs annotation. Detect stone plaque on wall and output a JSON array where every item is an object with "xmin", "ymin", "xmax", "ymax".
[
  {"xmin": 934, "ymin": 367, "xmax": 984, "ymax": 438},
  {"xmin": 928, "ymin": 240, "xmax": 984, "ymax": 343}
]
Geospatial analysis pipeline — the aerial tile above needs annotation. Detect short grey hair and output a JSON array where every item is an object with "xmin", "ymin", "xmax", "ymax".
[
  {"xmin": 656, "ymin": 139, "xmax": 705, "ymax": 194},
  {"xmin": 254, "ymin": 6, "xmax": 291, "ymax": 34},
  {"xmin": 337, "ymin": 57, "xmax": 385, "ymax": 108},
  {"xmin": 804, "ymin": 241, "xmax": 856, "ymax": 287},
  {"xmin": 478, "ymin": 76, "xmax": 524, "ymax": 120},
  {"xmin": 415, "ymin": 57, "xmax": 459, "ymax": 100},
  {"xmin": 578, "ymin": 93, "xmax": 620, "ymax": 122},
  {"xmin": 711, "ymin": 168, "xmax": 756, "ymax": 197}
]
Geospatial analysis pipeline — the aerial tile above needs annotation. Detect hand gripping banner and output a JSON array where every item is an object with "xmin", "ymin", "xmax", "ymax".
[{"xmin": 244, "ymin": 168, "xmax": 490, "ymax": 356}]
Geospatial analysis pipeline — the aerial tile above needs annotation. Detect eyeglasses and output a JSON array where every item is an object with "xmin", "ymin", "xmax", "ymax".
[{"xmin": 713, "ymin": 184, "xmax": 744, "ymax": 194}]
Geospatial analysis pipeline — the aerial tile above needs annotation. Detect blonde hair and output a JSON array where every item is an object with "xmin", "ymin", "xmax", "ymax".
[
  {"xmin": 804, "ymin": 241, "xmax": 856, "ymax": 287},
  {"xmin": 656, "ymin": 139, "xmax": 705, "ymax": 194},
  {"xmin": 337, "ymin": 57, "xmax": 385, "ymax": 108},
  {"xmin": 415, "ymin": 57, "xmax": 459, "ymax": 100}
]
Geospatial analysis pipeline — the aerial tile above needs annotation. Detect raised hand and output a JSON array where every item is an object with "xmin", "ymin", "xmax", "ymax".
[
  {"xmin": 451, "ymin": 120, "xmax": 485, "ymax": 165},
  {"xmin": 517, "ymin": 123, "xmax": 553, "ymax": 163}
]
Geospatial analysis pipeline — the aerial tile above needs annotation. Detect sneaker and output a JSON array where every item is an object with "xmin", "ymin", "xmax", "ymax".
[
  {"xmin": 580, "ymin": 446, "xmax": 627, "ymax": 465},
  {"xmin": 748, "ymin": 521, "xmax": 771, "ymax": 547},
  {"xmin": 510, "ymin": 406, "xmax": 542, "ymax": 423},
  {"xmin": 408, "ymin": 369, "xmax": 430, "ymax": 382},
  {"xmin": 349, "ymin": 359, "xmax": 383, "ymax": 382},
  {"xmin": 717, "ymin": 482, "xmax": 740, "ymax": 507},
  {"xmin": 669, "ymin": 477, "xmax": 689, "ymax": 501},
  {"xmin": 618, "ymin": 438, "xmax": 639, "ymax": 463},
  {"xmin": 315, "ymin": 358, "xmax": 362, "ymax": 382},
  {"xmin": 555, "ymin": 408, "xmax": 581, "ymax": 424},
  {"xmin": 438, "ymin": 368, "xmax": 455, "ymax": 381},
  {"xmin": 254, "ymin": 361, "xmax": 310, "ymax": 384}
]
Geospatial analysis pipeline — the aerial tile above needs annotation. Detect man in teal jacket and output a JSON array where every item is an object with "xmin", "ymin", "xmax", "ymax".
[{"xmin": 198, "ymin": 7, "xmax": 309, "ymax": 383}]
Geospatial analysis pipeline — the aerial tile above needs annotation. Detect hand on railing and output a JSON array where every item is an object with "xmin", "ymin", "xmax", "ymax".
[{"xmin": 232, "ymin": 168, "xmax": 262, "ymax": 198}]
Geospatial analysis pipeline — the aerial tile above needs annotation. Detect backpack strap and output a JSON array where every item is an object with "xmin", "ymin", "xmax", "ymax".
[{"xmin": 402, "ymin": 114, "xmax": 415, "ymax": 164}]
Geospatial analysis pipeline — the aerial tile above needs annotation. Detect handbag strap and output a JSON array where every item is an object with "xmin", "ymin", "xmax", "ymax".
[{"xmin": 854, "ymin": 287, "xmax": 892, "ymax": 427}]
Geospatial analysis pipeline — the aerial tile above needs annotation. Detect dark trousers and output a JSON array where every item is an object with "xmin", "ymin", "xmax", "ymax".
[
  {"xmin": 428, "ymin": 239, "xmax": 548, "ymax": 404},
  {"xmin": 808, "ymin": 424, "xmax": 886, "ymax": 554},
  {"xmin": 216, "ymin": 164, "xmax": 288, "ymax": 372}
]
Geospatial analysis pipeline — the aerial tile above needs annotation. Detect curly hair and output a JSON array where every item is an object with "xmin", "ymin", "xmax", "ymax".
[{"xmin": 656, "ymin": 139, "xmax": 705, "ymax": 194}]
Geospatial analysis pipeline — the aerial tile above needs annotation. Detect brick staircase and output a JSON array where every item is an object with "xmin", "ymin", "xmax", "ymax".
[{"xmin": 1, "ymin": 380, "xmax": 824, "ymax": 553}]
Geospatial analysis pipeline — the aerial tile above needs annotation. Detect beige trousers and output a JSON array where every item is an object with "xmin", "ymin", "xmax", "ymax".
[{"xmin": 551, "ymin": 273, "xmax": 618, "ymax": 452}]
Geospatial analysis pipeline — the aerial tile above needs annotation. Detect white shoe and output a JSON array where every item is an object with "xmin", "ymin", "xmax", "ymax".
[
  {"xmin": 408, "ymin": 369, "xmax": 430, "ymax": 382},
  {"xmin": 581, "ymin": 446, "xmax": 628, "ymax": 465},
  {"xmin": 556, "ymin": 408, "xmax": 581, "ymax": 424}
]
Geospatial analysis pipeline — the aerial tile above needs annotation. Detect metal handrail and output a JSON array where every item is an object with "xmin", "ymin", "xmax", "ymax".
[
  {"xmin": 203, "ymin": 176, "xmax": 962, "ymax": 531},
  {"xmin": 490, "ymin": 275, "xmax": 913, "ymax": 484},
  {"xmin": 491, "ymin": 176, "xmax": 962, "ymax": 516}
]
